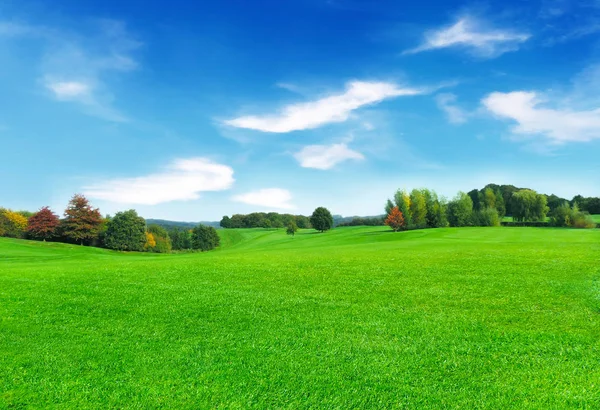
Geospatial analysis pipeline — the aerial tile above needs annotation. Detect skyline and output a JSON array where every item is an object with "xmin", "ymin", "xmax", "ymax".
[{"xmin": 1, "ymin": 0, "xmax": 600, "ymax": 220}]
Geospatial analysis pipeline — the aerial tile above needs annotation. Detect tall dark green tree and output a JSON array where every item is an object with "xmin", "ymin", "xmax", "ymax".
[
  {"xmin": 104, "ymin": 210, "xmax": 147, "ymax": 251},
  {"xmin": 191, "ymin": 225, "xmax": 220, "ymax": 251},
  {"xmin": 310, "ymin": 207, "xmax": 334, "ymax": 232},
  {"xmin": 219, "ymin": 216, "xmax": 231, "ymax": 228}
]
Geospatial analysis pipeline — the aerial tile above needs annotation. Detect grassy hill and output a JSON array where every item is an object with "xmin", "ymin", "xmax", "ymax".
[{"xmin": 1, "ymin": 227, "xmax": 599, "ymax": 408}]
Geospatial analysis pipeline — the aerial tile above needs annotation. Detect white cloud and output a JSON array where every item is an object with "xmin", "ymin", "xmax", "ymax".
[
  {"xmin": 405, "ymin": 16, "xmax": 530, "ymax": 58},
  {"xmin": 232, "ymin": 188, "xmax": 295, "ymax": 210},
  {"xmin": 45, "ymin": 80, "xmax": 91, "ymax": 99},
  {"xmin": 482, "ymin": 91, "xmax": 600, "ymax": 143},
  {"xmin": 83, "ymin": 158, "xmax": 234, "ymax": 205},
  {"xmin": 224, "ymin": 81, "xmax": 423, "ymax": 133},
  {"xmin": 294, "ymin": 143, "xmax": 364, "ymax": 170},
  {"xmin": 435, "ymin": 93, "xmax": 468, "ymax": 124}
]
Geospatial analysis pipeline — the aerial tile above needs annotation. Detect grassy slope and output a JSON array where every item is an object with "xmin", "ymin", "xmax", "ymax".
[
  {"xmin": 592, "ymin": 214, "xmax": 600, "ymax": 223},
  {"xmin": 1, "ymin": 227, "xmax": 599, "ymax": 408}
]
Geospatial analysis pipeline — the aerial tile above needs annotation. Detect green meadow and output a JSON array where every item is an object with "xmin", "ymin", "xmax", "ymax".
[{"xmin": 1, "ymin": 227, "xmax": 599, "ymax": 408}]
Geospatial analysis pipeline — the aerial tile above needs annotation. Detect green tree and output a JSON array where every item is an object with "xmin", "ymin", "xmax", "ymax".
[
  {"xmin": 169, "ymin": 228, "xmax": 192, "ymax": 250},
  {"xmin": 104, "ymin": 210, "xmax": 147, "ymax": 251},
  {"xmin": 409, "ymin": 189, "xmax": 427, "ymax": 228},
  {"xmin": 191, "ymin": 225, "xmax": 220, "ymax": 251},
  {"xmin": 495, "ymin": 189, "xmax": 506, "ymax": 218},
  {"xmin": 483, "ymin": 188, "xmax": 496, "ymax": 209},
  {"xmin": 220, "ymin": 216, "xmax": 231, "ymax": 228},
  {"xmin": 61, "ymin": 194, "xmax": 103, "ymax": 245},
  {"xmin": 384, "ymin": 199, "xmax": 395, "ymax": 215},
  {"xmin": 447, "ymin": 192, "xmax": 473, "ymax": 227},
  {"xmin": 286, "ymin": 221, "xmax": 298, "ymax": 237},
  {"xmin": 147, "ymin": 224, "xmax": 172, "ymax": 253},
  {"xmin": 267, "ymin": 212, "xmax": 284, "ymax": 228},
  {"xmin": 295, "ymin": 215, "xmax": 311, "ymax": 229},
  {"xmin": 511, "ymin": 189, "xmax": 549, "ymax": 222},
  {"xmin": 394, "ymin": 189, "xmax": 412, "ymax": 227},
  {"xmin": 310, "ymin": 207, "xmax": 334, "ymax": 232}
]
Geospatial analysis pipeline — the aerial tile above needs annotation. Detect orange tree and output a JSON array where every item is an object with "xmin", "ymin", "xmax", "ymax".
[{"xmin": 385, "ymin": 206, "xmax": 405, "ymax": 232}]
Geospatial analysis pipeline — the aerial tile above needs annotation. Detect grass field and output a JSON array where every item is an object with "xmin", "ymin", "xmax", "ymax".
[
  {"xmin": 592, "ymin": 214, "xmax": 600, "ymax": 223},
  {"xmin": 1, "ymin": 227, "xmax": 600, "ymax": 408}
]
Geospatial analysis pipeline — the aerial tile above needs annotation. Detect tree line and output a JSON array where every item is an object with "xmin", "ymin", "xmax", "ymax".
[
  {"xmin": 0, "ymin": 194, "xmax": 221, "ymax": 252},
  {"xmin": 220, "ymin": 212, "xmax": 312, "ymax": 229},
  {"xmin": 383, "ymin": 185, "xmax": 597, "ymax": 231}
]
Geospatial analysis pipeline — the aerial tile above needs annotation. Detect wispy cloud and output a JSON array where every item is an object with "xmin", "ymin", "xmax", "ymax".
[
  {"xmin": 435, "ymin": 93, "xmax": 469, "ymax": 124},
  {"xmin": 0, "ymin": 19, "xmax": 140, "ymax": 122},
  {"xmin": 294, "ymin": 143, "xmax": 364, "ymax": 170},
  {"xmin": 45, "ymin": 80, "xmax": 91, "ymax": 99},
  {"xmin": 404, "ymin": 16, "xmax": 530, "ymax": 58},
  {"xmin": 232, "ymin": 188, "xmax": 295, "ymax": 210},
  {"xmin": 84, "ymin": 158, "xmax": 234, "ymax": 205},
  {"xmin": 482, "ymin": 91, "xmax": 600, "ymax": 143},
  {"xmin": 224, "ymin": 81, "xmax": 423, "ymax": 133}
]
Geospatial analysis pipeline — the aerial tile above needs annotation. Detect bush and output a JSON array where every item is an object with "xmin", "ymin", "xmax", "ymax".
[
  {"xmin": 571, "ymin": 212, "xmax": 596, "ymax": 229},
  {"xmin": 472, "ymin": 208, "xmax": 500, "ymax": 227},
  {"xmin": 501, "ymin": 221, "xmax": 549, "ymax": 227},
  {"xmin": 191, "ymin": 225, "xmax": 220, "ymax": 251},
  {"xmin": 0, "ymin": 208, "xmax": 28, "ymax": 238},
  {"xmin": 549, "ymin": 202, "xmax": 596, "ymax": 229}
]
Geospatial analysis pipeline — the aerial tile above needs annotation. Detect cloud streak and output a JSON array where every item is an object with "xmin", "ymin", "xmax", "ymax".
[
  {"xmin": 1, "ymin": 19, "xmax": 140, "ymax": 122},
  {"xmin": 225, "ymin": 81, "xmax": 423, "ymax": 133},
  {"xmin": 435, "ymin": 93, "xmax": 468, "ymax": 124},
  {"xmin": 232, "ymin": 188, "xmax": 295, "ymax": 210},
  {"xmin": 405, "ymin": 16, "xmax": 530, "ymax": 58},
  {"xmin": 294, "ymin": 143, "xmax": 364, "ymax": 170},
  {"xmin": 482, "ymin": 91, "xmax": 600, "ymax": 143},
  {"xmin": 84, "ymin": 158, "xmax": 234, "ymax": 205}
]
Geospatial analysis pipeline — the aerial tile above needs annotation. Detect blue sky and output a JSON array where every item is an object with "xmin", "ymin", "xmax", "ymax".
[{"xmin": 1, "ymin": 0, "xmax": 600, "ymax": 221}]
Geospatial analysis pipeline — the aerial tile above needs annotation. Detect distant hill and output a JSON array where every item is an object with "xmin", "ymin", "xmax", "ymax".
[{"xmin": 146, "ymin": 219, "xmax": 220, "ymax": 230}]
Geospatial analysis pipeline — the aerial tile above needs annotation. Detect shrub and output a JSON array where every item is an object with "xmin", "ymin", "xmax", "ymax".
[
  {"xmin": 472, "ymin": 208, "xmax": 500, "ymax": 227},
  {"xmin": 0, "ymin": 209, "xmax": 28, "ymax": 238}
]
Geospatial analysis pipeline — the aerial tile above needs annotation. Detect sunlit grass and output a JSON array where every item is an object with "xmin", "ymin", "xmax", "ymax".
[{"xmin": 1, "ymin": 227, "xmax": 599, "ymax": 408}]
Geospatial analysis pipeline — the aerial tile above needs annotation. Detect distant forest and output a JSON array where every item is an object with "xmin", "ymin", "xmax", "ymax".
[{"xmin": 217, "ymin": 184, "xmax": 600, "ymax": 229}]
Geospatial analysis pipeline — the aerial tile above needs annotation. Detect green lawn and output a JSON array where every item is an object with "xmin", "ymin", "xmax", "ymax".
[
  {"xmin": 592, "ymin": 214, "xmax": 600, "ymax": 223},
  {"xmin": 1, "ymin": 227, "xmax": 599, "ymax": 408}
]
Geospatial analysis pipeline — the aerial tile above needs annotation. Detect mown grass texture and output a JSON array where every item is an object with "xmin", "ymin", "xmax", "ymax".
[{"xmin": 1, "ymin": 226, "xmax": 599, "ymax": 408}]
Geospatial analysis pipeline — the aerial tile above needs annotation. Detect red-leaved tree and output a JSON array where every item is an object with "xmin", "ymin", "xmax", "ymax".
[
  {"xmin": 27, "ymin": 206, "xmax": 60, "ymax": 241},
  {"xmin": 61, "ymin": 194, "xmax": 103, "ymax": 245},
  {"xmin": 385, "ymin": 206, "xmax": 405, "ymax": 232}
]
